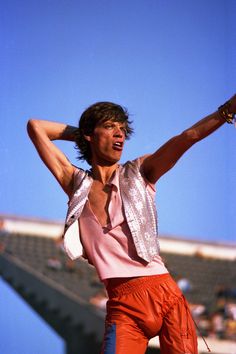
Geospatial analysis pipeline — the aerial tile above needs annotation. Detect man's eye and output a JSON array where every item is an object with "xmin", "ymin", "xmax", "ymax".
[{"xmin": 120, "ymin": 127, "xmax": 127, "ymax": 135}]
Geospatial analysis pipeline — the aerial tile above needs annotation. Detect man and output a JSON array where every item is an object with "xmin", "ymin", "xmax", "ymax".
[{"xmin": 27, "ymin": 96, "xmax": 236, "ymax": 354}]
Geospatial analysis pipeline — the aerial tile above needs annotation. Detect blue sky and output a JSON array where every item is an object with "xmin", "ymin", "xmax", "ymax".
[
  {"xmin": 0, "ymin": 1, "xmax": 236, "ymax": 353},
  {"xmin": 1, "ymin": 0, "xmax": 236, "ymax": 243}
]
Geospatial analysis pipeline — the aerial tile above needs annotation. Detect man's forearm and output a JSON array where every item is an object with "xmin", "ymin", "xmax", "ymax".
[
  {"xmin": 186, "ymin": 94, "xmax": 236, "ymax": 142},
  {"xmin": 27, "ymin": 119, "xmax": 78, "ymax": 142},
  {"xmin": 59, "ymin": 124, "xmax": 79, "ymax": 142},
  {"xmin": 185, "ymin": 111, "xmax": 225, "ymax": 142}
]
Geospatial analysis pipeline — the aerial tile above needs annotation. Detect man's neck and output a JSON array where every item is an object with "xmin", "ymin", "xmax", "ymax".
[{"xmin": 90, "ymin": 163, "xmax": 119, "ymax": 185}]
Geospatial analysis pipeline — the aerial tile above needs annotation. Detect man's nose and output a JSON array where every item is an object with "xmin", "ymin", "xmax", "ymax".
[{"xmin": 113, "ymin": 126, "xmax": 124, "ymax": 136}]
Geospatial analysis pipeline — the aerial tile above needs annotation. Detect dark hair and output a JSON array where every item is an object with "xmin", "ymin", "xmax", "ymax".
[{"xmin": 75, "ymin": 101, "xmax": 133, "ymax": 165}]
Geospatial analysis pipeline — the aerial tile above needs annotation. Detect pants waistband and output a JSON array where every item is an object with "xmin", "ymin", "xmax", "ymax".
[{"xmin": 106, "ymin": 273, "xmax": 170, "ymax": 298}]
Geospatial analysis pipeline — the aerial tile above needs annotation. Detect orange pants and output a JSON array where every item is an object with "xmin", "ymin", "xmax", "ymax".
[{"xmin": 101, "ymin": 274, "xmax": 198, "ymax": 354}]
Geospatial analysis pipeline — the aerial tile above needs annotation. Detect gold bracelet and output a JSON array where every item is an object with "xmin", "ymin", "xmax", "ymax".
[{"xmin": 218, "ymin": 100, "xmax": 236, "ymax": 124}]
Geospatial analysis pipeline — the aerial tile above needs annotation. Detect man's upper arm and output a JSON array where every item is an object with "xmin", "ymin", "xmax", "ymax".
[
  {"xmin": 141, "ymin": 130, "xmax": 197, "ymax": 184},
  {"xmin": 27, "ymin": 119, "xmax": 75, "ymax": 196}
]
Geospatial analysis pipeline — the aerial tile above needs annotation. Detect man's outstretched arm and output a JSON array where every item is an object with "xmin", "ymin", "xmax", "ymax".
[
  {"xmin": 27, "ymin": 119, "xmax": 78, "ymax": 196},
  {"xmin": 142, "ymin": 95, "xmax": 236, "ymax": 184}
]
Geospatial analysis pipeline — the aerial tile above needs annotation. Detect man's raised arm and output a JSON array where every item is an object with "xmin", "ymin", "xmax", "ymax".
[
  {"xmin": 27, "ymin": 119, "xmax": 78, "ymax": 196},
  {"xmin": 142, "ymin": 95, "xmax": 236, "ymax": 184}
]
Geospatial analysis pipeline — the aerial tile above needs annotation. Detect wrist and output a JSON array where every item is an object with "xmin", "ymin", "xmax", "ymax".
[
  {"xmin": 218, "ymin": 99, "xmax": 236, "ymax": 124},
  {"xmin": 60, "ymin": 125, "xmax": 79, "ymax": 142}
]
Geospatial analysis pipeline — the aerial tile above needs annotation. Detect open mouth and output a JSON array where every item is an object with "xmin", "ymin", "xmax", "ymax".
[{"xmin": 113, "ymin": 142, "xmax": 123, "ymax": 150}]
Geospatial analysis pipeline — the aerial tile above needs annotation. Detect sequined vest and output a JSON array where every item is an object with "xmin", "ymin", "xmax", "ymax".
[{"xmin": 63, "ymin": 158, "xmax": 160, "ymax": 263}]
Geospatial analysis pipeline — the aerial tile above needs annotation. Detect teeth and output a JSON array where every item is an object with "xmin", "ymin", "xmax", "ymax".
[{"xmin": 114, "ymin": 142, "xmax": 121, "ymax": 146}]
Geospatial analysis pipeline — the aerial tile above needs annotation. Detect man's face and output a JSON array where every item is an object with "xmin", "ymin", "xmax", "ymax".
[{"xmin": 87, "ymin": 120, "xmax": 126, "ymax": 165}]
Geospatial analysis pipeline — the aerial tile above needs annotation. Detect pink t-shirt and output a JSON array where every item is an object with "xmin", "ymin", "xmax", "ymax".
[{"xmin": 79, "ymin": 166, "xmax": 168, "ymax": 281}]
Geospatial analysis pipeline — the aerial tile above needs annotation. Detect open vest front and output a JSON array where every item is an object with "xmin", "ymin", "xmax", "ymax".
[{"xmin": 63, "ymin": 158, "xmax": 160, "ymax": 262}]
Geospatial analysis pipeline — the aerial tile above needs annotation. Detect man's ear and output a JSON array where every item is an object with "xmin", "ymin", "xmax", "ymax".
[{"xmin": 84, "ymin": 134, "xmax": 92, "ymax": 142}]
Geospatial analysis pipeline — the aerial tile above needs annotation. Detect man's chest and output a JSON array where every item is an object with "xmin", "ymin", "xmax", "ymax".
[{"xmin": 88, "ymin": 181, "xmax": 113, "ymax": 227}]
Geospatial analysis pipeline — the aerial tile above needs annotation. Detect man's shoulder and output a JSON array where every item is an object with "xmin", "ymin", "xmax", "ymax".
[
  {"xmin": 72, "ymin": 164, "xmax": 92, "ymax": 175},
  {"xmin": 121, "ymin": 154, "xmax": 151, "ymax": 170},
  {"xmin": 120, "ymin": 155, "xmax": 156, "ymax": 193}
]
